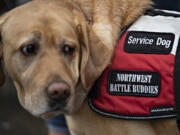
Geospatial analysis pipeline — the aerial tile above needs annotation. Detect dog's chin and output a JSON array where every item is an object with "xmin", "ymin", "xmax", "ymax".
[
  {"xmin": 39, "ymin": 107, "xmax": 73, "ymax": 119},
  {"xmin": 40, "ymin": 111, "xmax": 62, "ymax": 119}
]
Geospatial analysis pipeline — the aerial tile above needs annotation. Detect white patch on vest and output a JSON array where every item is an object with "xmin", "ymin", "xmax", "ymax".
[
  {"xmin": 128, "ymin": 13, "xmax": 180, "ymax": 55},
  {"xmin": 93, "ymin": 22, "xmax": 113, "ymax": 49}
]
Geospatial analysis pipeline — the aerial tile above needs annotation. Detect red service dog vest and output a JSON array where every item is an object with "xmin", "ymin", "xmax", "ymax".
[{"xmin": 89, "ymin": 9, "xmax": 180, "ymax": 120}]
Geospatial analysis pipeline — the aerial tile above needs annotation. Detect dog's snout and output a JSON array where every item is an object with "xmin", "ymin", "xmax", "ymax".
[{"xmin": 46, "ymin": 81, "xmax": 70, "ymax": 102}]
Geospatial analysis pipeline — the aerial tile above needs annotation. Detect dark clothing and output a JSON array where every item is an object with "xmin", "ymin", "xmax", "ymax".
[
  {"xmin": 0, "ymin": 0, "xmax": 10, "ymax": 14},
  {"xmin": 46, "ymin": 115, "xmax": 69, "ymax": 133},
  {"xmin": 0, "ymin": 0, "xmax": 31, "ymax": 15},
  {"xmin": 153, "ymin": 0, "xmax": 180, "ymax": 11},
  {"xmin": 0, "ymin": 0, "xmax": 15, "ymax": 11}
]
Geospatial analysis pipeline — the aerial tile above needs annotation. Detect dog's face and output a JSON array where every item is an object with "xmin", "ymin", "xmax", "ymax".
[{"xmin": 0, "ymin": 0, "xmax": 111, "ymax": 117}]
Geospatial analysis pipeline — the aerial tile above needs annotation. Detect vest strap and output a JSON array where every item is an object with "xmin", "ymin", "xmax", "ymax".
[{"xmin": 174, "ymin": 38, "xmax": 180, "ymax": 131}]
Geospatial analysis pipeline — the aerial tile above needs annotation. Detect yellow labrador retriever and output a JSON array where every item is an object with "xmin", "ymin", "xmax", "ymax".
[{"xmin": 0, "ymin": 0, "xmax": 179, "ymax": 134}]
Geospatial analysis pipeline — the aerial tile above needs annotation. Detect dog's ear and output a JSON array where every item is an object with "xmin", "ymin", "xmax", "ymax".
[
  {"xmin": 73, "ymin": 10, "xmax": 113, "ymax": 91},
  {"xmin": 0, "ymin": 61, "xmax": 4, "ymax": 87},
  {"xmin": 0, "ymin": 14, "xmax": 8, "ymax": 87}
]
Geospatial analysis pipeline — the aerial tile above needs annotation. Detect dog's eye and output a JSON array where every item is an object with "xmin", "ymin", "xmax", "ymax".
[
  {"xmin": 62, "ymin": 45, "xmax": 75, "ymax": 55},
  {"xmin": 20, "ymin": 44, "xmax": 38, "ymax": 56}
]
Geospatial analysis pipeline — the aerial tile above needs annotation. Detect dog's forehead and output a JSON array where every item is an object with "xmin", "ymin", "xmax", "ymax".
[
  {"xmin": 2, "ymin": 3, "xmax": 78, "ymax": 46},
  {"xmin": 5, "ymin": 2, "xmax": 75, "ymax": 29},
  {"xmin": 4, "ymin": 11, "xmax": 74, "ymax": 33}
]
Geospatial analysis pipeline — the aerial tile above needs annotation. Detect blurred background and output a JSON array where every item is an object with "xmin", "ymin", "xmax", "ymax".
[{"xmin": 0, "ymin": 70, "xmax": 48, "ymax": 135}]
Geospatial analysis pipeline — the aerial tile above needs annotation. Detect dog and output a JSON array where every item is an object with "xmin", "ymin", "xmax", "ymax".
[{"xmin": 0, "ymin": 0, "xmax": 179, "ymax": 134}]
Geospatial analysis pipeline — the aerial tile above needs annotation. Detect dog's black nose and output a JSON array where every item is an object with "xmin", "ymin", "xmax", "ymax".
[{"xmin": 46, "ymin": 81, "xmax": 70, "ymax": 102}]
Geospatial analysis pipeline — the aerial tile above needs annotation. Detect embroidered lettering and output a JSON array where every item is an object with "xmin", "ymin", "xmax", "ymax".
[
  {"xmin": 132, "ymin": 85, "xmax": 159, "ymax": 94},
  {"xmin": 150, "ymin": 106, "xmax": 175, "ymax": 115},
  {"xmin": 124, "ymin": 31, "xmax": 174, "ymax": 54},
  {"xmin": 116, "ymin": 74, "xmax": 152, "ymax": 83},
  {"xmin": 108, "ymin": 70, "xmax": 161, "ymax": 97},
  {"xmin": 156, "ymin": 37, "xmax": 171, "ymax": 48},
  {"xmin": 128, "ymin": 36, "xmax": 154, "ymax": 45}
]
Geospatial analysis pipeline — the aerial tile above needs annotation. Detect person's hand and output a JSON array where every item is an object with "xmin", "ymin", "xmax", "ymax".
[{"xmin": 48, "ymin": 130, "xmax": 70, "ymax": 135}]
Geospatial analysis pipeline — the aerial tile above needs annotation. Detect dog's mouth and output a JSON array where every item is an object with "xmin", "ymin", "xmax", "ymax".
[
  {"xmin": 40, "ymin": 111, "xmax": 61, "ymax": 119},
  {"xmin": 39, "ymin": 98, "xmax": 71, "ymax": 119},
  {"xmin": 50, "ymin": 101, "xmax": 69, "ymax": 112},
  {"xmin": 39, "ymin": 105, "xmax": 70, "ymax": 119}
]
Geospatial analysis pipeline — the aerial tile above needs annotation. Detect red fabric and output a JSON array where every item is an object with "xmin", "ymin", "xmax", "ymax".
[{"xmin": 92, "ymin": 31, "xmax": 175, "ymax": 116}]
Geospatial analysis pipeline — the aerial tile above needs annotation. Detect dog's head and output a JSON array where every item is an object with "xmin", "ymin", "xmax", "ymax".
[{"xmin": 0, "ymin": 0, "xmax": 112, "ymax": 117}]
